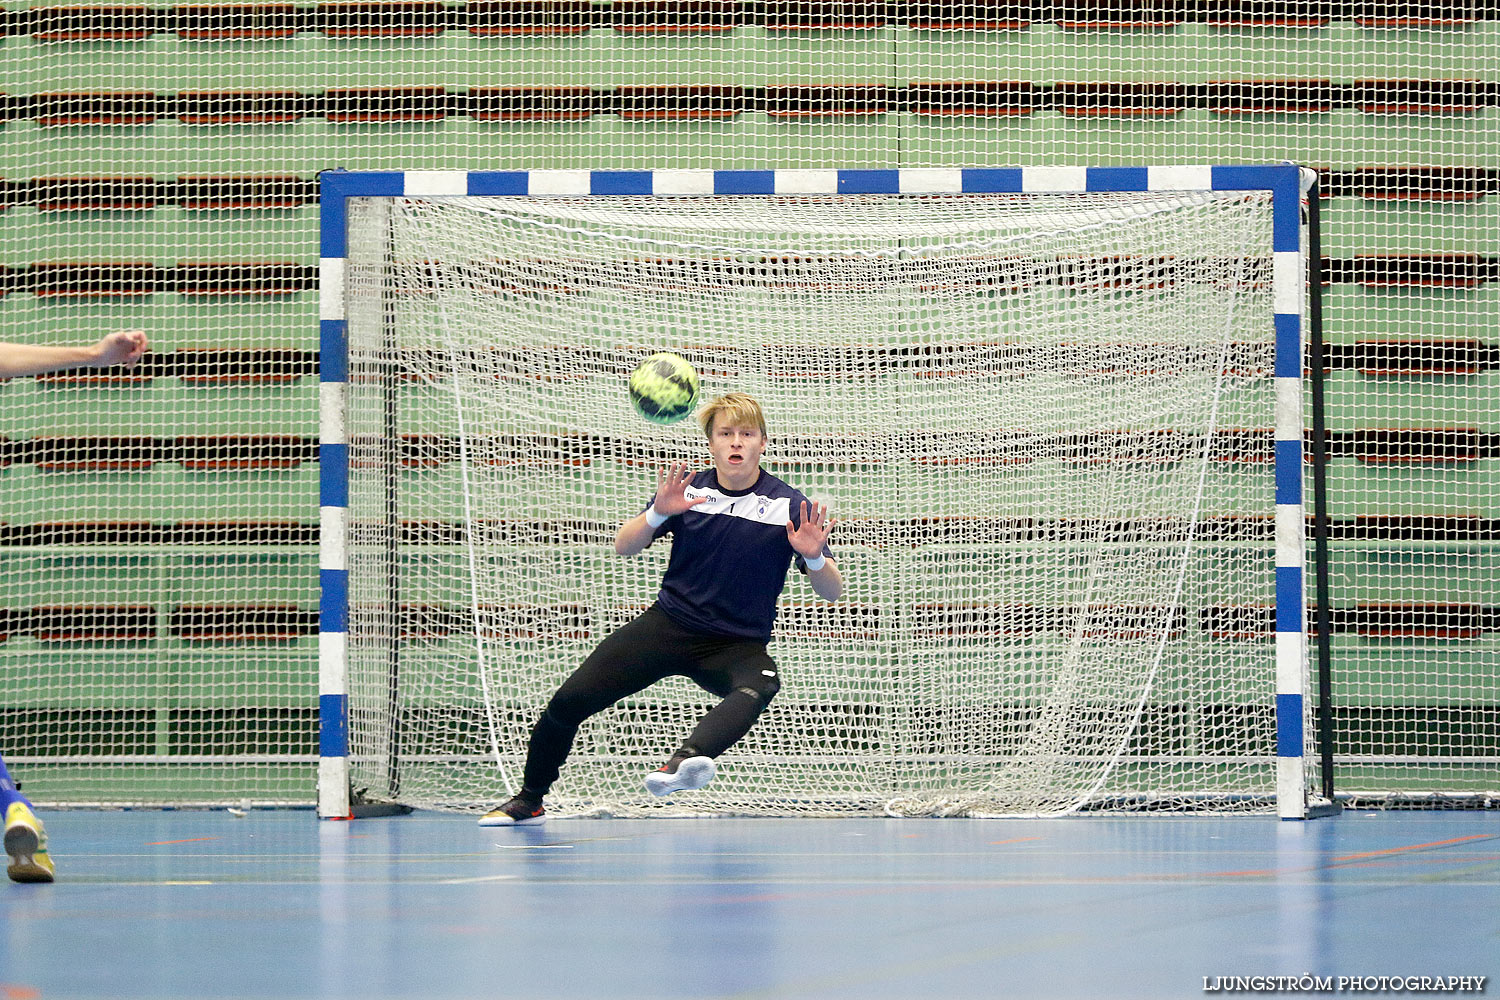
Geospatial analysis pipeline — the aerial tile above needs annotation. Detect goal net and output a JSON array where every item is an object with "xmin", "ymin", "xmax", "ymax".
[{"xmin": 338, "ymin": 178, "xmax": 1303, "ymax": 816}]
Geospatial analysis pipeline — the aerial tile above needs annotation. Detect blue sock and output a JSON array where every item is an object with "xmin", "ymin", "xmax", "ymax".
[{"xmin": 0, "ymin": 750, "xmax": 33, "ymax": 814}]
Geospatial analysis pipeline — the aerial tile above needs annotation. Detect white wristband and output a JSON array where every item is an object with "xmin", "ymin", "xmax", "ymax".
[
  {"xmin": 644, "ymin": 506, "xmax": 668, "ymax": 528},
  {"xmin": 804, "ymin": 554, "xmax": 826, "ymax": 572}
]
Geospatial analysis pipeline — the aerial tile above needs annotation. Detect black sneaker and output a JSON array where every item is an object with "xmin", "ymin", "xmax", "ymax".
[
  {"xmin": 644, "ymin": 753, "xmax": 716, "ymax": 797},
  {"xmin": 477, "ymin": 796, "xmax": 545, "ymax": 827}
]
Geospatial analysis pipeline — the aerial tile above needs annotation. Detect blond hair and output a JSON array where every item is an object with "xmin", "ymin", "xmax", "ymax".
[{"xmin": 697, "ymin": 392, "xmax": 767, "ymax": 439}]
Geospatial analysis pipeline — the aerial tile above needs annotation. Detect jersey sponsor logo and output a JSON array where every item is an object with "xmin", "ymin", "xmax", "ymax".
[{"xmin": 684, "ymin": 486, "xmax": 791, "ymax": 526}]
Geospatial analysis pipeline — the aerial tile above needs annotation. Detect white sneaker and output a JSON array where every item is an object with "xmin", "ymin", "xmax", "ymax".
[{"xmin": 644, "ymin": 755, "xmax": 716, "ymax": 797}]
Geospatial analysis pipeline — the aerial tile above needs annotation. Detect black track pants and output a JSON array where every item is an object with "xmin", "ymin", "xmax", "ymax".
[{"xmin": 520, "ymin": 605, "xmax": 781, "ymax": 798}]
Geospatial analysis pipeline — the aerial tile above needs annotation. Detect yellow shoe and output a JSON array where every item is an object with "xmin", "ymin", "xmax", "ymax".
[{"xmin": 5, "ymin": 802, "xmax": 55, "ymax": 883}]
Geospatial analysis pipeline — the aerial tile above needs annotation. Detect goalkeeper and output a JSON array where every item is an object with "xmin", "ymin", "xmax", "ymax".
[
  {"xmin": 2, "ymin": 329, "xmax": 149, "ymax": 882},
  {"xmin": 481, "ymin": 392, "xmax": 842, "ymax": 826}
]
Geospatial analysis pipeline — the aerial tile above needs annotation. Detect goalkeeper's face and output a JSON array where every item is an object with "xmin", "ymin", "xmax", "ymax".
[{"xmin": 707, "ymin": 419, "xmax": 766, "ymax": 489}]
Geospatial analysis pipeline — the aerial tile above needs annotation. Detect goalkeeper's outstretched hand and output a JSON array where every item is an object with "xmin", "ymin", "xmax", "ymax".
[
  {"xmin": 653, "ymin": 461, "xmax": 707, "ymax": 517},
  {"xmin": 786, "ymin": 499, "xmax": 833, "ymax": 559}
]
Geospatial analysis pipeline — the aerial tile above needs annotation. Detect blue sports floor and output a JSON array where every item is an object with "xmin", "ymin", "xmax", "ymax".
[{"xmin": 1, "ymin": 810, "xmax": 1496, "ymax": 1000}]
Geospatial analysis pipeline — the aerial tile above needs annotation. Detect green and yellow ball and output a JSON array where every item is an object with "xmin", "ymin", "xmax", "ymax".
[{"xmin": 628, "ymin": 352, "xmax": 700, "ymax": 425}]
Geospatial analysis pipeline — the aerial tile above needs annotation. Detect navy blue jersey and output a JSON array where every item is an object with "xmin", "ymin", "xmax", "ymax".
[{"xmin": 645, "ymin": 468, "xmax": 834, "ymax": 642}]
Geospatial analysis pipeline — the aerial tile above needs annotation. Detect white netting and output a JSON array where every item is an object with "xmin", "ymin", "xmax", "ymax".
[
  {"xmin": 344, "ymin": 189, "xmax": 1282, "ymax": 816},
  {"xmin": 1, "ymin": 4, "xmax": 1493, "ymax": 809}
]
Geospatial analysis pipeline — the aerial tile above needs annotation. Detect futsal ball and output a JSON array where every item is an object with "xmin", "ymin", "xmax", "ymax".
[{"xmin": 628, "ymin": 352, "xmax": 700, "ymax": 424}]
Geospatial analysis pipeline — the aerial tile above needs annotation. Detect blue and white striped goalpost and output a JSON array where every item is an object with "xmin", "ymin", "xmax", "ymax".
[{"xmin": 317, "ymin": 164, "xmax": 1317, "ymax": 820}]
